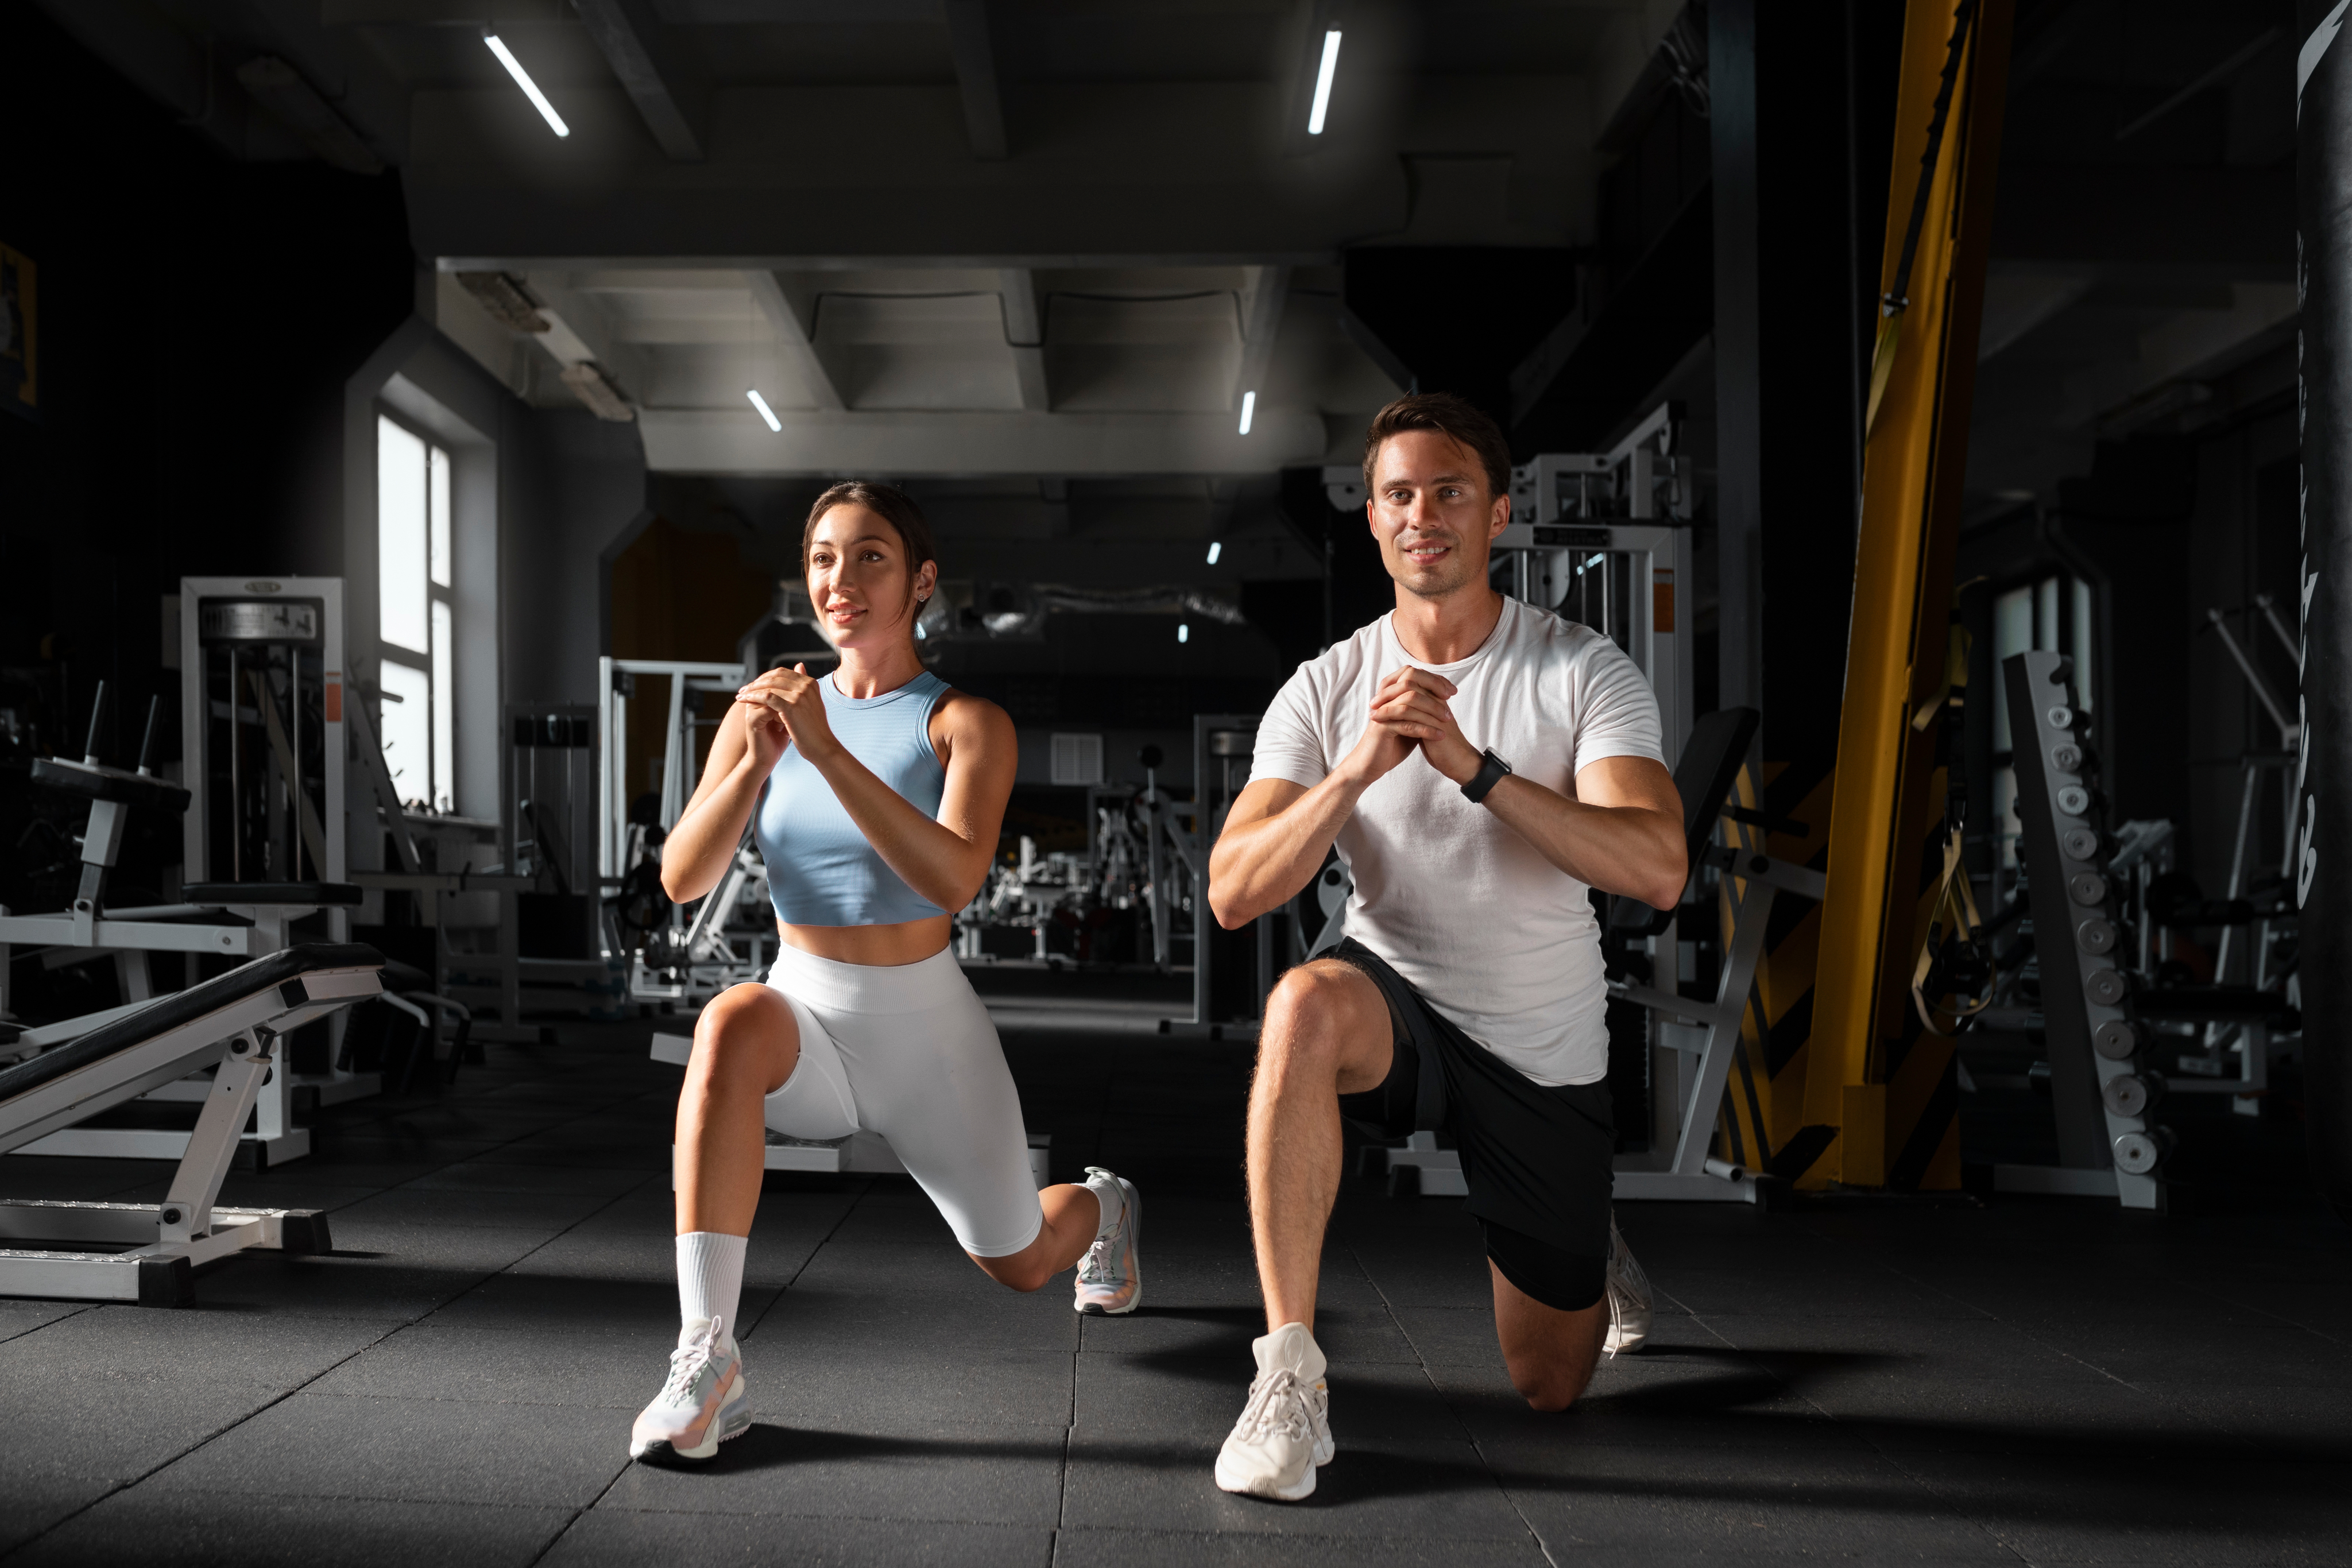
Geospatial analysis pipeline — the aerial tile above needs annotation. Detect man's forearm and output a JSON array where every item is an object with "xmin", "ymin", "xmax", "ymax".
[
  {"xmin": 1480, "ymin": 776, "xmax": 1687, "ymax": 909},
  {"xmin": 1209, "ymin": 771, "xmax": 1368, "ymax": 929}
]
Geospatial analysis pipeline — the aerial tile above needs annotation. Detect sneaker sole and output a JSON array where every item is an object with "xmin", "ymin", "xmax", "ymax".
[
  {"xmin": 1215, "ymin": 1453, "xmax": 1316, "ymax": 1502},
  {"xmin": 630, "ymin": 1376, "xmax": 751, "ymax": 1465},
  {"xmin": 1076, "ymin": 1179, "xmax": 1142, "ymax": 1317}
]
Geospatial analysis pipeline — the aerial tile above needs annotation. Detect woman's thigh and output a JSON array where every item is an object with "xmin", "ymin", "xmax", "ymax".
[{"xmin": 831, "ymin": 991, "xmax": 1042, "ymax": 1258}]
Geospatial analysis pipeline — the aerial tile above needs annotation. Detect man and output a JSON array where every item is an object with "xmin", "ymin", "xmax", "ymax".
[{"xmin": 1205, "ymin": 392, "xmax": 1686, "ymax": 1502}]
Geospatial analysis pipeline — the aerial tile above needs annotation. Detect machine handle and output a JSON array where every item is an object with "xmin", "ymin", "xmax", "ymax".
[
  {"xmin": 81, "ymin": 680, "xmax": 108, "ymax": 765},
  {"xmin": 136, "ymin": 695, "xmax": 163, "ymax": 776}
]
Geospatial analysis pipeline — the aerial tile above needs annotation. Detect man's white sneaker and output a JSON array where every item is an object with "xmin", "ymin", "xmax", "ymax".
[
  {"xmin": 1074, "ymin": 1167, "xmax": 1142, "ymax": 1315},
  {"xmin": 1214, "ymin": 1322, "xmax": 1333, "ymax": 1501},
  {"xmin": 629, "ymin": 1315, "xmax": 751, "ymax": 1464},
  {"xmin": 1603, "ymin": 1212, "xmax": 1653, "ymax": 1357}
]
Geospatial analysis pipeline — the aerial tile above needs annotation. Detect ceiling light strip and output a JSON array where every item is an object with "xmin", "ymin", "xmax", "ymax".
[
  {"xmin": 1307, "ymin": 30, "xmax": 1343, "ymax": 134},
  {"xmin": 484, "ymin": 34, "xmax": 570, "ymax": 138}
]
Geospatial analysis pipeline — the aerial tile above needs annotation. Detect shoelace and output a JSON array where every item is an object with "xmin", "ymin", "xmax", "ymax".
[
  {"xmin": 1231, "ymin": 1367, "xmax": 1313, "ymax": 1443},
  {"xmin": 1077, "ymin": 1237, "xmax": 1114, "ymax": 1283},
  {"xmin": 661, "ymin": 1315, "xmax": 727, "ymax": 1401}
]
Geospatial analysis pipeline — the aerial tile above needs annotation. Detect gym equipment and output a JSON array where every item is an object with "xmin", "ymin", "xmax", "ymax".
[
  {"xmin": 1808, "ymin": 0, "xmax": 2011, "ymax": 1190},
  {"xmin": 646, "ymin": 1031, "xmax": 1051, "ymax": 1186},
  {"xmin": 1162, "ymin": 716, "xmax": 1305, "ymax": 1039},
  {"xmin": 1995, "ymin": 651, "xmax": 2301, "ymax": 1210},
  {"xmin": 0, "ymin": 680, "xmax": 366, "ymax": 1164},
  {"xmin": 0, "ymin": 943, "xmax": 381, "ymax": 1305},
  {"xmin": 1606, "ymin": 708, "xmax": 1823, "ymax": 1203},
  {"xmin": 597, "ymin": 659, "xmax": 776, "ymax": 1007}
]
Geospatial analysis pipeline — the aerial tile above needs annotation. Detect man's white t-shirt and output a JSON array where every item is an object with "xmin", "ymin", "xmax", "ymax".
[{"xmin": 1250, "ymin": 597, "xmax": 1665, "ymax": 1087}]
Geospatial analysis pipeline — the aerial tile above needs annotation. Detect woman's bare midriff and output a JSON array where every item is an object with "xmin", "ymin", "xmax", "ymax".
[{"xmin": 779, "ymin": 913, "xmax": 954, "ymax": 967}]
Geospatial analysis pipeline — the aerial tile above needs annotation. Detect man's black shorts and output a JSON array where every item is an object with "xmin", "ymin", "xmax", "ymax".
[{"xmin": 1325, "ymin": 938, "xmax": 1614, "ymax": 1314}]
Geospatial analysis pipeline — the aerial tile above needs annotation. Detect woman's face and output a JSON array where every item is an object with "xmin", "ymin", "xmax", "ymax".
[{"xmin": 806, "ymin": 504, "xmax": 938, "ymax": 651}]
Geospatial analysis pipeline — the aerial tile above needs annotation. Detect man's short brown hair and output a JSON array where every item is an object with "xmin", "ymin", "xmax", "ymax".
[{"xmin": 1360, "ymin": 392, "xmax": 1513, "ymax": 503}]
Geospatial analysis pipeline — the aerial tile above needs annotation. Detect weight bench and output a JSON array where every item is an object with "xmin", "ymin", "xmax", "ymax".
[{"xmin": 0, "ymin": 943, "xmax": 382, "ymax": 1306}]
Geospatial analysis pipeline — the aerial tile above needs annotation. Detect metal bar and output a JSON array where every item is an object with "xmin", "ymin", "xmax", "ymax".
[
  {"xmin": 162, "ymin": 1031, "xmax": 272, "ymax": 1238},
  {"xmin": 2207, "ymin": 609, "xmax": 2295, "ymax": 741}
]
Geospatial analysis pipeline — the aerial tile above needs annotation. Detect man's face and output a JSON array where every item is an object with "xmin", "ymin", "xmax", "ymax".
[{"xmin": 1367, "ymin": 429, "xmax": 1510, "ymax": 602}]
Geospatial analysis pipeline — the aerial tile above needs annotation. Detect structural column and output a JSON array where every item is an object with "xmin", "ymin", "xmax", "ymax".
[{"xmin": 2296, "ymin": 0, "xmax": 2352, "ymax": 1219}]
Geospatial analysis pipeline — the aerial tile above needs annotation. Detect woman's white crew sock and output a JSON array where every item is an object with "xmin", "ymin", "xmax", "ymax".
[{"xmin": 676, "ymin": 1232, "xmax": 748, "ymax": 1344}]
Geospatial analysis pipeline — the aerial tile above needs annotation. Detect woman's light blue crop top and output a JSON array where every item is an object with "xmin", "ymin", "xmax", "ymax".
[{"xmin": 755, "ymin": 671, "xmax": 951, "ymax": 927}]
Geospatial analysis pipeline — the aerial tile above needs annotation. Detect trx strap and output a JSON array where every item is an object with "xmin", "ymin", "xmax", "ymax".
[
  {"xmin": 1911, "ymin": 617, "xmax": 1992, "ymax": 1035},
  {"xmin": 1866, "ymin": 0, "xmax": 1981, "ymax": 436}
]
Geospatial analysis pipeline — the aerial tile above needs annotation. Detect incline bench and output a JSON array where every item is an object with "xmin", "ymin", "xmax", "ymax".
[{"xmin": 0, "ymin": 943, "xmax": 383, "ymax": 1306}]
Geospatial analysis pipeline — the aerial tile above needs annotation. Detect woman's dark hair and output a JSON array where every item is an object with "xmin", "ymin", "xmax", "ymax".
[{"xmin": 800, "ymin": 481, "xmax": 938, "ymax": 605}]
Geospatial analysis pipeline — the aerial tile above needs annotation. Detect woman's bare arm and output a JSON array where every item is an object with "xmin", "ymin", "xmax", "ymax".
[{"xmin": 660, "ymin": 700, "xmax": 778, "ymax": 904}]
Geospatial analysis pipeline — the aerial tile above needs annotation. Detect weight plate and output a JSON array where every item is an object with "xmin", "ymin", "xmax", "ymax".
[
  {"xmin": 2068, "ymin": 872, "xmax": 2108, "ymax": 906},
  {"xmin": 2061, "ymin": 828, "xmax": 2100, "ymax": 861},
  {"xmin": 2077, "ymin": 917, "xmax": 2117, "ymax": 955},
  {"xmin": 2051, "ymin": 744, "xmax": 2083, "ymax": 772},
  {"xmin": 2085, "ymin": 967, "xmax": 2129, "ymax": 1006},
  {"xmin": 2113, "ymin": 1131, "xmax": 2161, "ymax": 1174},
  {"xmin": 2047, "ymin": 706, "xmax": 2075, "ymax": 731},
  {"xmin": 2102, "ymin": 1074, "xmax": 2150, "ymax": 1117},
  {"xmin": 2056, "ymin": 785, "xmax": 2091, "ymax": 816},
  {"xmin": 2092, "ymin": 1019, "xmax": 2137, "ymax": 1059}
]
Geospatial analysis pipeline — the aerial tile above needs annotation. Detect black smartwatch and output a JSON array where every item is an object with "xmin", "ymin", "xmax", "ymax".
[{"xmin": 1461, "ymin": 748, "xmax": 1514, "ymax": 804}]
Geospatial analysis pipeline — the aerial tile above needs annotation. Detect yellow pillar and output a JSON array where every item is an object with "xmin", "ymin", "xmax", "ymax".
[{"xmin": 1806, "ymin": 0, "xmax": 2013, "ymax": 1188}]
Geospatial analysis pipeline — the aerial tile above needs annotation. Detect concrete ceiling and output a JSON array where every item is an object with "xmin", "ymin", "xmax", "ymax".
[{"xmin": 45, "ymin": 0, "xmax": 1678, "ymax": 479}]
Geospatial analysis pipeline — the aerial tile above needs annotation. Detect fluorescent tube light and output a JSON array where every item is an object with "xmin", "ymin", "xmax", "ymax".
[
  {"xmin": 746, "ymin": 389, "xmax": 783, "ymax": 431},
  {"xmin": 484, "ymin": 34, "xmax": 569, "ymax": 138},
  {"xmin": 1307, "ymin": 30, "xmax": 1342, "ymax": 134},
  {"xmin": 1238, "ymin": 390, "xmax": 1257, "ymax": 435},
  {"xmin": 1206, "ymin": 540, "xmax": 1223, "ymax": 565},
  {"xmin": 1177, "ymin": 624, "xmax": 1190, "ymax": 644}
]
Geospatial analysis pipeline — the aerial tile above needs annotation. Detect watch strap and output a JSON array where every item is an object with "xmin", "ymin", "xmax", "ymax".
[{"xmin": 1461, "ymin": 748, "xmax": 1513, "ymax": 804}]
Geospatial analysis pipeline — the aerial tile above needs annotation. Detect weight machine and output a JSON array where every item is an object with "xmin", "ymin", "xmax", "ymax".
[
  {"xmin": 1, "ymin": 578, "xmax": 381, "ymax": 1166},
  {"xmin": 598, "ymin": 658, "xmax": 776, "ymax": 1006}
]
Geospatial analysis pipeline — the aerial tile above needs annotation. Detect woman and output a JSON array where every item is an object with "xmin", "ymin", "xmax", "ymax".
[{"xmin": 630, "ymin": 480, "xmax": 1142, "ymax": 1466}]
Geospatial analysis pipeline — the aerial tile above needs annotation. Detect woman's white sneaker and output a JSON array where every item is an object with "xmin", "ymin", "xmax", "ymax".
[
  {"xmin": 1074, "ymin": 1167, "xmax": 1142, "ymax": 1315},
  {"xmin": 1214, "ymin": 1322, "xmax": 1333, "ymax": 1501},
  {"xmin": 1603, "ymin": 1213, "xmax": 1653, "ymax": 1356},
  {"xmin": 629, "ymin": 1315, "xmax": 752, "ymax": 1464}
]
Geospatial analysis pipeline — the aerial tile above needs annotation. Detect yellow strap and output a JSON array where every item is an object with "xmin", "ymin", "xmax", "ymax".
[{"xmin": 1911, "ymin": 823, "xmax": 1991, "ymax": 1036}]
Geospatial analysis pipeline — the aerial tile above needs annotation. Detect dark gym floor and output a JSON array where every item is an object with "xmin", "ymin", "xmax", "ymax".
[{"xmin": 2, "ymin": 975, "xmax": 2348, "ymax": 1567}]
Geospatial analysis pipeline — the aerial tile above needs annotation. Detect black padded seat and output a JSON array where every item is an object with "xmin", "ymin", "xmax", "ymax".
[
  {"xmin": 183, "ymin": 882, "xmax": 363, "ymax": 907},
  {"xmin": 31, "ymin": 757, "xmax": 191, "ymax": 814},
  {"xmin": 0, "ymin": 943, "xmax": 383, "ymax": 1104}
]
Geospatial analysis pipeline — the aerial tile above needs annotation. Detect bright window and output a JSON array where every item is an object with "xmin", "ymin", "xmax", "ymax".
[{"xmin": 378, "ymin": 413, "xmax": 457, "ymax": 812}]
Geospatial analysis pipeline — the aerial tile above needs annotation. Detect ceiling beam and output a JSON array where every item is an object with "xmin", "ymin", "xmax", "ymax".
[
  {"xmin": 942, "ymin": 0, "xmax": 1007, "ymax": 160},
  {"xmin": 744, "ymin": 270, "xmax": 846, "ymax": 411},
  {"xmin": 570, "ymin": 0, "xmax": 707, "ymax": 161},
  {"xmin": 998, "ymin": 269, "xmax": 1049, "ymax": 411},
  {"xmin": 638, "ymin": 407, "xmax": 1326, "ymax": 477}
]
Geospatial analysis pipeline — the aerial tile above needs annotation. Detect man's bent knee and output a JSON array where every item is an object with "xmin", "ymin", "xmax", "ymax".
[
  {"xmin": 1505, "ymin": 1354, "xmax": 1591, "ymax": 1413},
  {"xmin": 1258, "ymin": 962, "xmax": 1385, "ymax": 1081}
]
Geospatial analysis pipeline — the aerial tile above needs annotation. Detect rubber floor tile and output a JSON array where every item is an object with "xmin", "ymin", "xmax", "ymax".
[
  {"xmin": 147, "ymin": 1390, "xmax": 628, "ymax": 1508},
  {"xmin": 1053, "ymin": 1524, "xmax": 1553, "ymax": 1566},
  {"xmin": 332, "ymin": 1184, "xmax": 625, "ymax": 1231},
  {"xmin": 307, "ymin": 1321, "xmax": 666, "ymax": 1409},
  {"xmin": 733, "ymin": 1344, "xmax": 1076, "ymax": 1430},
  {"xmin": 0, "ymin": 1304, "xmax": 388, "ymax": 1385},
  {"xmin": 540, "ymin": 1508, "xmax": 1051, "ymax": 1566},
  {"xmin": 11, "ymin": 1488, "xmax": 571, "ymax": 1568},
  {"xmin": 599, "ymin": 1420, "xmax": 1066, "ymax": 1524}
]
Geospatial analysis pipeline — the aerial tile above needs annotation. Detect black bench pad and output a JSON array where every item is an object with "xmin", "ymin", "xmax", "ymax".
[
  {"xmin": 183, "ymin": 882, "xmax": 363, "ymax": 907},
  {"xmin": 0, "ymin": 943, "xmax": 384, "ymax": 1104},
  {"xmin": 32, "ymin": 757, "xmax": 191, "ymax": 814}
]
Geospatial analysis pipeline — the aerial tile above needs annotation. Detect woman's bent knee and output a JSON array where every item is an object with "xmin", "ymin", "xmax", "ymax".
[
  {"xmin": 973, "ymin": 1252, "xmax": 1054, "ymax": 1293},
  {"xmin": 690, "ymin": 985, "xmax": 796, "ymax": 1087}
]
